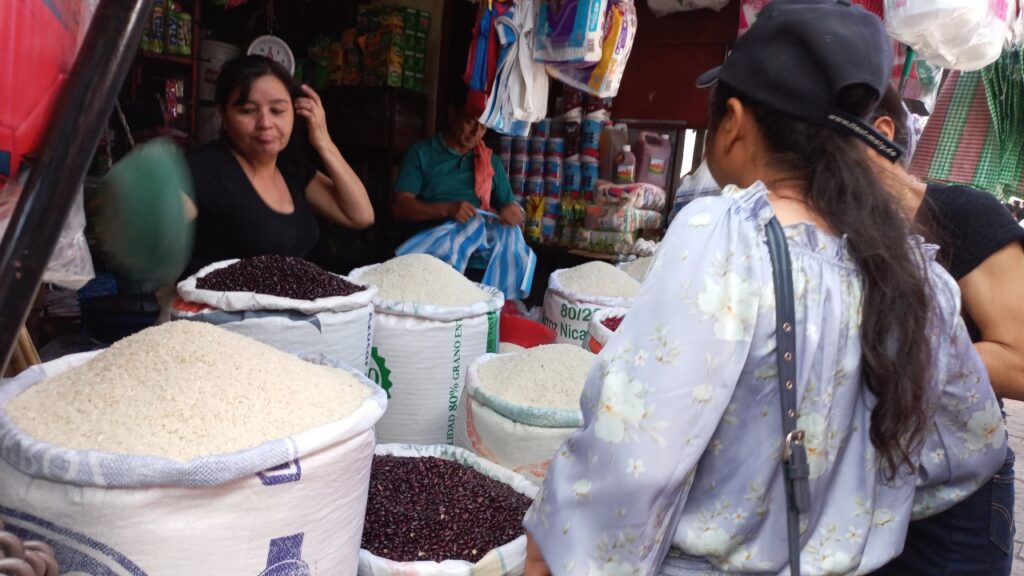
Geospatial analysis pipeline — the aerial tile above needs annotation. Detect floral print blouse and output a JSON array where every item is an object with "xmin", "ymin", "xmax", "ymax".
[{"xmin": 523, "ymin": 184, "xmax": 1007, "ymax": 575}]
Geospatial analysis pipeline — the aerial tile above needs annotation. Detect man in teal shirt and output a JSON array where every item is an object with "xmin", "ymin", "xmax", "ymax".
[{"xmin": 392, "ymin": 106, "xmax": 523, "ymax": 231}]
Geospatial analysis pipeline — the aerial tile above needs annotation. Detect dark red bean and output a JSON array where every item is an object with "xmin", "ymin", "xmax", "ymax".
[
  {"xmin": 195, "ymin": 255, "xmax": 365, "ymax": 301},
  {"xmin": 601, "ymin": 315, "xmax": 624, "ymax": 331},
  {"xmin": 361, "ymin": 455, "xmax": 533, "ymax": 564}
]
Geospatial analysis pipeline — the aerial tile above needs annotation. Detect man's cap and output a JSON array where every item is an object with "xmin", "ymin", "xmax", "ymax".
[{"xmin": 697, "ymin": 0, "xmax": 904, "ymax": 162}]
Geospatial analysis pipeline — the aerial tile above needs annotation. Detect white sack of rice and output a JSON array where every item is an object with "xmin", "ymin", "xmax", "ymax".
[
  {"xmin": 557, "ymin": 261, "xmax": 640, "ymax": 299},
  {"xmin": 544, "ymin": 262, "xmax": 640, "ymax": 346},
  {"xmin": 358, "ymin": 253, "xmax": 489, "ymax": 307},
  {"xmin": 620, "ymin": 256, "xmax": 653, "ymax": 282},
  {"xmin": 499, "ymin": 342, "xmax": 526, "ymax": 354},
  {"xmin": 477, "ymin": 344, "xmax": 595, "ymax": 410},
  {"xmin": 7, "ymin": 321, "xmax": 370, "ymax": 461}
]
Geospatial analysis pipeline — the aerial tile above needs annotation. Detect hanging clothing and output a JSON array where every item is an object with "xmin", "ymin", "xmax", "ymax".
[
  {"xmin": 481, "ymin": 0, "xmax": 549, "ymax": 136},
  {"xmin": 396, "ymin": 213, "xmax": 536, "ymax": 302},
  {"xmin": 464, "ymin": 1, "xmax": 510, "ymax": 118},
  {"xmin": 910, "ymin": 69, "xmax": 1024, "ymax": 200}
]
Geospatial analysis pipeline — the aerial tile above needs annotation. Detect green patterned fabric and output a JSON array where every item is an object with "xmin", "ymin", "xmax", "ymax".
[{"xmin": 981, "ymin": 49, "xmax": 1024, "ymax": 200}]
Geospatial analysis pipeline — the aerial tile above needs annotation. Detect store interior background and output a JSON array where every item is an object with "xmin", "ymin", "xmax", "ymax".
[{"xmin": 32, "ymin": 0, "xmax": 741, "ymax": 362}]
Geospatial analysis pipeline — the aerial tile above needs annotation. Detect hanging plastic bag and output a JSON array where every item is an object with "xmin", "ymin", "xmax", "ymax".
[
  {"xmin": 0, "ymin": 170, "xmax": 95, "ymax": 290},
  {"xmin": 669, "ymin": 159, "xmax": 720, "ymax": 224},
  {"xmin": 741, "ymin": 0, "xmax": 882, "ymax": 36},
  {"xmin": 545, "ymin": 0, "xmax": 638, "ymax": 98},
  {"xmin": 896, "ymin": 45, "xmax": 944, "ymax": 116},
  {"xmin": 535, "ymin": 0, "xmax": 609, "ymax": 64},
  {"xmin": 885, "ymin": 0, "xmax": 1017, "ymax": 72},
  {"xmin": 648, "ymin": 0, "xmax": 728, "ymax": 18}
]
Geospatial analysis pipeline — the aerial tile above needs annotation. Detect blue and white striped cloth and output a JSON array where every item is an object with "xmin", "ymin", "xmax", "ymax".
[{"xmin": 396, "ymin": 212, "xmax": 536, "ymax": 301}]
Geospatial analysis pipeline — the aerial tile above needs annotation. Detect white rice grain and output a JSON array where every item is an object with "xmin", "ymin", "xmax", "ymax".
[
  {"xmin": 7, "ymin": 322, "xmax": 371, "ymax": 461},
  {"xmin": 358, "ymin": 254, "xmax": 490, "ymax": 307},
  {"xmin": 620, "ymin": 256, "xmax": 653, "ymax": 282},
  {"xmin": 499, "ymin": 342, "xmax": 526, "ymax": 354},
  {"xmin": 558, "ymin": 261, "xmax": 640, "ymax": 299},
  {"xmin": 477, "ymin": 344, "xmax": 595, "ymax": 410}
]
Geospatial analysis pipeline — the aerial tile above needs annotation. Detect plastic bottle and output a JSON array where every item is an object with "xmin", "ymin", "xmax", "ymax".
[
  {"xmin": 634, "ymin": 131, "xmax": 672, "ymax": 189},
  {"xmin": 614, "ymin": 145, "xmax": 636, "ymax": 185},
  {"xmin": 599, "ymin": 123, "xmax": 628, "ymax": 181}
]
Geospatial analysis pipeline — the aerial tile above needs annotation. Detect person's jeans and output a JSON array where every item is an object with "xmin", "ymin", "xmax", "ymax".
[{"xmin": 873, "ymin": 446, "xmax": 1016, "ymax": 576}]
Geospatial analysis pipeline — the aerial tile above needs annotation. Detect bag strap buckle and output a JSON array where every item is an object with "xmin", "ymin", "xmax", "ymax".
[{"xmin": 783, "ymin": 430, "xmax": 805, "ymax": 462}]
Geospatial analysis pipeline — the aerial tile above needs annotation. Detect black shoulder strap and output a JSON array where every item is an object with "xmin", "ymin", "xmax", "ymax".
[{"xmin": 765, "ymin": 217, "xmax": 810, "ymax": 576}]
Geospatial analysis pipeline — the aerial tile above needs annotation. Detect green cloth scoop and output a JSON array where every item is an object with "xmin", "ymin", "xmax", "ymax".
[{"xmin": 97, "ymin": 138, "xmax": 194, "ymax": 285}]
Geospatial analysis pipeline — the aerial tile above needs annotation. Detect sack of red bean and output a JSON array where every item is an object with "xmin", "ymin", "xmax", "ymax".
[
  {"xmin": 585, "ymin": 307, "xmax": 628, "ymax": 354},
  {"xmin": 454, "ymin": 345, "xmax": 594, "ymax": 485},
  {"xmin": 349, "ymin": 255, "xmax": 504, "ymax": 446},
  {"xmin": 175, "ymin": 256, "xmax": 377, "ymax": 372},
  {"xmin": 358, "ymin": 443, "xmax": 537, "ymax": 576}
]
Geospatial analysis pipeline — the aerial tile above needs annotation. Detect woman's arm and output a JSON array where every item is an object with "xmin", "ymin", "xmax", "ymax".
[
  {"xmin": 959, "ymin": 242, "xmax": 1024, "ymax": 400},
  {"xmin": 295, "ymin": 85, "xmax": 375, "ymax": 229}
]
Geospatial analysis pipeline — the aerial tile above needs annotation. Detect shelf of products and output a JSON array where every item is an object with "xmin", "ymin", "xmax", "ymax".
[{"xmin": 127, "ymin": 0, "xmax": 201, "ymax": 145}]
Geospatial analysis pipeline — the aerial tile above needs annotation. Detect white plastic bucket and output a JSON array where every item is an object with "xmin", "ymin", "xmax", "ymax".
[
  {"xmin": 198, "ymin": 41, "xmax": 240, "ymax": 102},
  {"xmin": 196, "ymin": 102, "xmax": 220, "ymax": 144}
]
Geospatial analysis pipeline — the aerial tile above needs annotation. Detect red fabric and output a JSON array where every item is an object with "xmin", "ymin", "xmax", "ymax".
[
  {"xmin": 474, "ymin": 140, "xmax": 494, "ymax": 211},
  {"xmin": 462, "ymin": 1, "xmax": 508, "ymax": 118},
  {"xmin": 853, "ymin": 0, "xmax": 884, "ymax": 17},
  {"xmin": 0, "ymin": 0, "xmax": 84, "ymax": 181}
]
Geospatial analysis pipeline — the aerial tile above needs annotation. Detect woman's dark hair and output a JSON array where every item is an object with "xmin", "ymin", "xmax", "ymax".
[
  {"xmin": 871, "ymin": 87, "xmax": 911, "ymax": 165},
  {"xmin": 709, "ymin": 82, "xmax": 934, "ymax": 481},
  {"xmin": 214, "ymin": 55, "xmax": 303, "ymax": 109}
]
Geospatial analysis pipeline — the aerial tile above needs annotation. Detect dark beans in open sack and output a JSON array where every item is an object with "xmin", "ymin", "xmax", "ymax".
[
  {"xmin": 361, "ymin": 455, "xmax": 533, "ymax": 563},
  {"xmin": 195, "ymin": 255, "xmax": 364, "ymax": 300}
]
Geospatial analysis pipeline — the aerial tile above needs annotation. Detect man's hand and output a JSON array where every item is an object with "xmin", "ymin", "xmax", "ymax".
[
  {"xmin": 446, "ymin": 201, "xmax": 477, "ymax": 224},
  {"xmin": 525, "ymin": 533, "xmax": 551, "ymax": 576},
  {"xmin": 499, "ymin": 202, "xmax": 524, "ymax": 227}
]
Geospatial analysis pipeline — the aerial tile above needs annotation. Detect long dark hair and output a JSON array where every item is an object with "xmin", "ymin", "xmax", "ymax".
[
  {"xmin": 709, "ymin": 82, "xmax": 933, "ymax": 480},
  {"xmin": 870, "ymin": 87, "xmax": 944, "ymax": 250},
  {"xmin": 872, "ymin": 87, "xmax": 911, "ymax": 164},
  {"xmin": 214, "ymin": 54, "xmax": 303, "ymax": 109}
]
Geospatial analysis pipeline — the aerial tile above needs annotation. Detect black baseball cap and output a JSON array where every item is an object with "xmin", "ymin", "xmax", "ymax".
[{"xmin": 697, "ymin": 0, "xmax": 903, "ymax": 162}]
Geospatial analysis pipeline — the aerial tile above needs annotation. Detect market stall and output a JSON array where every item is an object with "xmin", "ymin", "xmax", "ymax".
[{"xmin": 3, "ymin": 0, "xmax": 1024, "ymax": 574}]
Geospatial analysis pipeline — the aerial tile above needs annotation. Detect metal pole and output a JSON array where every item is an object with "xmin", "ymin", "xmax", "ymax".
[{"xmin": 0, "ymin": 0, "xmax": 155, "ymax": 373}]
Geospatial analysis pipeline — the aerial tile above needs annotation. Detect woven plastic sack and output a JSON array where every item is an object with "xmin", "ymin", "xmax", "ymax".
[
  {"xmin": 178, "ymin": 258, "xmax": 377, "ymax": 314},
  {"xmin": 176, "ymin": 259, "xmax": 376, "ymax": 372},
  {"xmin": 0, "ymin": 351, "xmax": 386, "ymax": 575},
  {"xmin": 584, "ymin": 204, "xmax": 663, "ymax": 232},
  {"xmin": 573, "ymin": 228, "xmax": 637, "ymax": 254},
  {"xmin": 543, "ymin": 267, "xmax": 634, "ymax": 346},
  {"xmin": 584, "ymin": 307, "xmax": 627, "ymax": 354},
  {"xmin": 648, "ymin": 0, "xmax": 729, "ymax": 17},
  {"xmin": 545, "ymin": 0, "xmax": 638, "ymax": 98},
  {"xmin": 885, "ymin": 0, "xmax": 1016, "ymax": 71},
  {"xmin": 349, "ymin": 264, "xmax": 504, "ymax": 445},
  {"xmin": 594, "ymin": 180, "xmax": 668, "ymax": 210},
  {"xmin": 358, "ymin": 443, "xmax": 538, "ymax": 576},
  {"xmin": 454, "ymin": 353, "xmax": 584, "ymax": 485}
]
